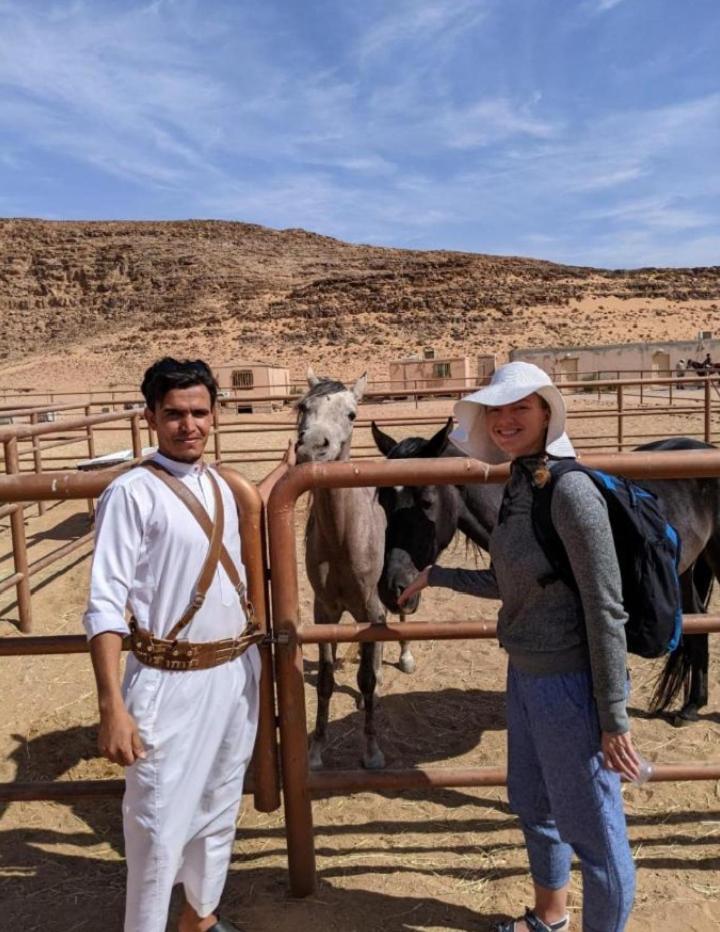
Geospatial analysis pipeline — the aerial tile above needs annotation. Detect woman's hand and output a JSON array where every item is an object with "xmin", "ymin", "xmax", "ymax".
[
  {"xmin": 601, "ymin": 730, "xmax": 641, "ymax": 782},
  {"xmin": 397, "ymin": 566, "xmax": 432, "ymax": 608}
]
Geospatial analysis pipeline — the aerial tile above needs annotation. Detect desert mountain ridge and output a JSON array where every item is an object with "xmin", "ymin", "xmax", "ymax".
[{"xmin": 1, "ymin": 218, "xmax": 718, "ymax": 391}]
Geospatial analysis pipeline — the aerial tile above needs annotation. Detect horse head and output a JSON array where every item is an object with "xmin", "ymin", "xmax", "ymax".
[
  {"xmin": 295, "ymin": 368, "xmax": 367, "ymax": 463},
  {"xmin": 371, "ymin": 418, "xmax": 460, "ymax": 613}
]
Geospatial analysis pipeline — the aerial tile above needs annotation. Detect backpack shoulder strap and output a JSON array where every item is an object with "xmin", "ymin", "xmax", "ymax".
[{"xmin": 531, "ymin": 458, "xmax": 588, "ymax": 590}]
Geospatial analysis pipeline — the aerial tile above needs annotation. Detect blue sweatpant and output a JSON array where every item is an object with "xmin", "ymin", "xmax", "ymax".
[{"xmin": 506, "ymin": 665, "xmax": 635, "ymax": 932}]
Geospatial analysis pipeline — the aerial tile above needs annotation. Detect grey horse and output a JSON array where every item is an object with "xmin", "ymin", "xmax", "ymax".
[{"xmin": 296, "ymin": 370, "xmax": 389, "ymax": 769}]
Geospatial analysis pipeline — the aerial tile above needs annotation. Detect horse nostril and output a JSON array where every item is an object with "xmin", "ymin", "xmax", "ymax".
[{"xmin": 322, "ymin": 438, "xmax": 330, "ymax": 448}]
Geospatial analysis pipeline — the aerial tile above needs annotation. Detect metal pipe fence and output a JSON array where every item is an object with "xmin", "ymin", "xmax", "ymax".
[
  {"xmin": 0, "ymin": 466, "xmax": 280, "ymax": 814},
  {"xmin": 266, "ymin": 449, "xmax": 720, "ymax": 896},
  {"xmin": 3, "ymin": 447, "xmax": 720, "ymax": 894},
  {"xmin": 1, "ymin": 375, "xmax": 719, "ymax": 634}
]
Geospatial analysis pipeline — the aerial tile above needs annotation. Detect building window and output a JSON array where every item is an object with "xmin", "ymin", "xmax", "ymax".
[
  {"xmin": 232, "ymin": 369, "xmax": 254, "ymax": 389},
  {"xmin": 433, "ymin": 362, "xmax": 451, "ymax": 378}
]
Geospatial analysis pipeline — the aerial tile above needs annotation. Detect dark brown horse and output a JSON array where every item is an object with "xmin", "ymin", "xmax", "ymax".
[{"xmin": 372, "ymin": 424, "xmax": 719, "ymax": 725}]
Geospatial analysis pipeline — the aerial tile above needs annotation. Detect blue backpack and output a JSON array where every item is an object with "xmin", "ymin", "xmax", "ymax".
[{"xmin": 528, "ymin": 460, "xmax": 683, "ymax": 659}]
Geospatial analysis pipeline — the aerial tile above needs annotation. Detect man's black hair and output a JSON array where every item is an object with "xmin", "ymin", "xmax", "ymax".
[{"xmin": 141, "ymin": 357, "xmax": 218, "ymax": 410}]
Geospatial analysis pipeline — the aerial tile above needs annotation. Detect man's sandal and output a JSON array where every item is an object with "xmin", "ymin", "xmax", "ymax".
[
  {"xmin": 207, "ymin": 918, "xmax": 245, "ymax": 932},
  {"xmin": 495, "ymin": 907, "xmax": 569, "ymax": 931}
]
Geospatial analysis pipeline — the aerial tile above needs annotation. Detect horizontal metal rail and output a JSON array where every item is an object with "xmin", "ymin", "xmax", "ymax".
[{"xmin": 266, "ymin": 448, "xmax": 720, "ymax": 897}]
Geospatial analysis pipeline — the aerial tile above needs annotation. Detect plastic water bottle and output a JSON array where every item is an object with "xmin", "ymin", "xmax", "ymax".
[{"xmin": 630, "ymin": 756, "xmax": 654, "ymax": 786}]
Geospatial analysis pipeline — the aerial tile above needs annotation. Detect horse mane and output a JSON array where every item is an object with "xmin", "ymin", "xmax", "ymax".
[
  {"xmin": 385, "ymin": 436, "xmax": 431, "ymax": 459},
  {"xmin": 294, "ymin": 378, "xmax": 347, "ymax": 410}
]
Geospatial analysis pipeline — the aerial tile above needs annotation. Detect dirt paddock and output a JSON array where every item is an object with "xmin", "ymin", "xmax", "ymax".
[{"xmin": 1, "ymin": 395, "xmax": 720, "ymax": 931}]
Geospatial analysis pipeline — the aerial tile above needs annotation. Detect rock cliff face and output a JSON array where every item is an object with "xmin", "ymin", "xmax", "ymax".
[{"xmin": 1, "ymin": 218, "xmax": 719, "ymax": 377}]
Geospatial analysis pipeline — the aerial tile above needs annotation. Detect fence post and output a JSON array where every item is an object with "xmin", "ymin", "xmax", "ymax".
[
  {"xmin": 29, "ymin": 412, "xmax": 45, "ymax": 517},
  {"xmin": 130, "ymin": 414, "xmax": 142, "ymax": 459},
  {"xmin": 669, "ymin": 377, "xmax": 673, "ymax": 408},
  {"xmin": 705, "ymin": 378, "xmax": 712, "ymax": 443},
  {"xmin": 213, "ymin": 408, "xmax": 222, "ymax": 463},
  {"xmin": 85, "ymin": 405, "xmax": 96, "ymax": 520},
  {"xmin": 4, "ymin": 437, "xmax": 33, "ymax": 632},
  {"xmin": 617, "ymin": 384, "xmax": 624, "ymax": 452},
  {"xmin": 640, "ymin": 372, "xmax": 644, "ymax": 406}
]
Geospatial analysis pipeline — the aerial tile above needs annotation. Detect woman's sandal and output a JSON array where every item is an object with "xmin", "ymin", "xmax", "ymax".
[{"xmin": 494, "ymin": 907, "xmax": 570, "ymax": 931}]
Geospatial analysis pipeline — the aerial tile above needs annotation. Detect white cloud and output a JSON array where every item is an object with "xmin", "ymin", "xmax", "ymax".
[
  {"xmin": 584, "ymin": 196, "xmax": 714, "ymax": 233},
  {"xmin": 443, "ymin": 98, "xmax": 559, "ymax": 149},
  {"xmin": 354, "ymin": 0, "xmax": 488, "ymax": 62},
  {"xmin": 596, "ymin": 0, "xmax": 628, "ymax": 11}
]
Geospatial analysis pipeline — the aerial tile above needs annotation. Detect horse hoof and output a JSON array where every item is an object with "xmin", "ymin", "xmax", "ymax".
[
  {"xmin": 363, "ymin": 748, "xmax": 386, "ymax": 770},
  {"xmin": 673, "ymin": 709, "xmax": 699, "ymax": 727},
  {"xmin": 308, "ymin": 743, "xmax": 325, "ymax": 770},
  {"xmin": 398, "ymin": 653, "xmax": 416, "ymax": 674}
]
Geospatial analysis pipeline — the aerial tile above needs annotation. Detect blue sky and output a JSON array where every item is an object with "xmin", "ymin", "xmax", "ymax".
[{"xmin": 1, "ymin": 0, "xmax": 719, "ymax": 268}]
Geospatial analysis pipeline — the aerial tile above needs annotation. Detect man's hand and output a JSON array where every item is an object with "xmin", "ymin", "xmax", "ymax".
[
  {"xmin": 98, "ymin": 704, "xmax": 146, "ymax": 766},
  {"xmin": 601, "ymin": 729, "xmax": 641, "ymax": 782},
  {"xmin": 89, "ymin": 632, "xmax": 145, "ymax": 766}
]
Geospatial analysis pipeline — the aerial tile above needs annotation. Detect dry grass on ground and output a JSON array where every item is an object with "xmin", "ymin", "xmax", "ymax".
[{"xmin": 1, "ymin": 394, "xmax": 720, "ymax": 931}]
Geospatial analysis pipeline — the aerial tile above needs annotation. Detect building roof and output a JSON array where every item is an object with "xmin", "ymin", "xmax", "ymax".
[
  {"xmin": 511, "ymin": 336, "xmax": 719, "ymax": 357},
  {"xmin": 214, "ymin": 362, "xmax": 289, "ymax": 371},
  {"xmin": 391, "ymin": 355, "xmax": 469, "ymax": 365}
]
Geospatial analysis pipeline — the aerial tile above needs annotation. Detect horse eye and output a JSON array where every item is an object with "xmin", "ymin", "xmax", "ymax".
[
  {"xmin": 419, "ymin": 498, "xmax": 433, "ymax": 511},
  {"xmin": 348, "ymin": 411, "xmax": 356, "ymax": 421}
]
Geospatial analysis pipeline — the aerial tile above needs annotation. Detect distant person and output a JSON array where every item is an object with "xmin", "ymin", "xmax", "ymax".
[
  {"xmin": 703, "ymin": 352, "xmax": 713, "ymax": 374},
  {"xmin": 398, "ymin": 362, "xmax": 638, "ymax": 932},
  {"xmin": 675, "ymin": 358, "xmax": 686, "ymax": 389},
  {"xmin": 84, "ymin": 357, "xmax": 261, "ymax": 932}
]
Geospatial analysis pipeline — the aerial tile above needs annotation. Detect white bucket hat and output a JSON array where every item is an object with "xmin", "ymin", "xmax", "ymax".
[{"xmin": 450, "ymin": 361, "xmax": 576, "ymax": 463}]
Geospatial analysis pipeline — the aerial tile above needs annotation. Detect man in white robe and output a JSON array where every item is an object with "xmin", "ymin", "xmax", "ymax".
[{"xmin": 84, "ymin": 357, "xmax": 259, "ymax": 932}]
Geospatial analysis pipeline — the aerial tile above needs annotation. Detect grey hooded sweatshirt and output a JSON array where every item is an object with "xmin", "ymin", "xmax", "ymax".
[{"xmin": 428, "ymin": 457, "xmax": 629, "ymax": 734}]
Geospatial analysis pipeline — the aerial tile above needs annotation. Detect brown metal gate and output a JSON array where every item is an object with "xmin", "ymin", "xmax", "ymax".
[
  {"xmin": 3, "ymin": 451, "xmax": 720, "ymax": 896},
  {"xmin": 0, "ymin": 467, "xmax": 281, "ymax": 813},
  {"xmin": 266, "ymin": 450, "xmax": 720, "ymax": 896}
]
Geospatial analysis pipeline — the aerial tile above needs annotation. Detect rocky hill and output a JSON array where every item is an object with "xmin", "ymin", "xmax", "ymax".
[{"xmin": 1, "ymin": 218, "xmax": 718, "ymax": 388}]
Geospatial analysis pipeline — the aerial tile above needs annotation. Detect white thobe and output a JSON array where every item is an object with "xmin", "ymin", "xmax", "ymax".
[{"xmin": 83, "ymin": 452, "xmax": 260, "ymax": 932}]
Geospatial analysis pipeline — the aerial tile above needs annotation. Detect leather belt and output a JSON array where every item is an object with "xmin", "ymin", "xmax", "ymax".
[{"xmin": 129, "ymin": 618, "xmax": 264, "ymax": 671}]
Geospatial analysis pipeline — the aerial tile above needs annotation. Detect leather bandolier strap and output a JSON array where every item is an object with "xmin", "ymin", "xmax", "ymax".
[{"xmin": 128, "ymin": 460, "xmax": 263, "ymax": 672}]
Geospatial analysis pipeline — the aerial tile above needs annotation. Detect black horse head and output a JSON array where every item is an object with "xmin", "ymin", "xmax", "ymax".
[
  {"xmin": 372, "ymin": 418, "xmax": 505, "ymax": 614},
  {"xmin": 371, "ymin": 419, "xmax": 467, "ymax": 613}
]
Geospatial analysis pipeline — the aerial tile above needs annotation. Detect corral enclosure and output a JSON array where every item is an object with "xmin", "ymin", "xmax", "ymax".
[
  {"xmin": 2, "ymin": 385, "xmax": 720, "ymax": 931},
  {"xmin": 511, "ymin": 334, "xmax": 720, "ymax": 382}
]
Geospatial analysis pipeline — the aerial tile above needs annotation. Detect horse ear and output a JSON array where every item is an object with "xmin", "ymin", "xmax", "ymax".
[
  {"xmin": 422, "ymin": 417, "xmax": 454, "ymax": 458},
  {"xmin": 371, "ymin": 421, "xmax": 397, "ymax": 456},
  {"xmin": 352, "ymin": 371, "xmax": 368, "ymax": 401},
  {"xmin": 307, "ymin": 367, "xmax": 320, "ymax": 387}
]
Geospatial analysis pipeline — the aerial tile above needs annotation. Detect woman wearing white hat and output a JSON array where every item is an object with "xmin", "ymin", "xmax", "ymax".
[{"xmin": 399, "ymin": 362, "xmax": 638, "ymax": 932}]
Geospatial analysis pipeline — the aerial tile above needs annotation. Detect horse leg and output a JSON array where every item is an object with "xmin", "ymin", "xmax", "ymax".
[
  {"xmin": 358, "ymin": 641, "xmax": 386, "ymax": 769},
  {"xmin": 398, "ymin": 609, "xmax": 416, "ymax": 674},
  {"xmin": 308, "ymin": 602, "xmax": 342, "ymax": 770},
  {"xmin": 674, "ymin": 634, "xmax": 709, "ymax": 725},
  {"xmin": 355, "ymin": 596, "xmax": 386, "ymax": 768},
  {"xmin": 675, "ymin": 539, "xmax": 720, "ymax": 724},
  {"xmin": 655, "ymin": 557, "xmax": 713, "ymax": 726}
]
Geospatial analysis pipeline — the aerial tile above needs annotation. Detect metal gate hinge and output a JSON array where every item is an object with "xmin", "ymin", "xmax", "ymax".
[{"xmin": 261, "ymin": 632, "xmax": 291, "ymax": 646}]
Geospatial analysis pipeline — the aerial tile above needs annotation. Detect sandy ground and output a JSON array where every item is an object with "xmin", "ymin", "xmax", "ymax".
[{"xmin": 1, "ymin": 394, "xmax": 720, "ymax": 931}]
